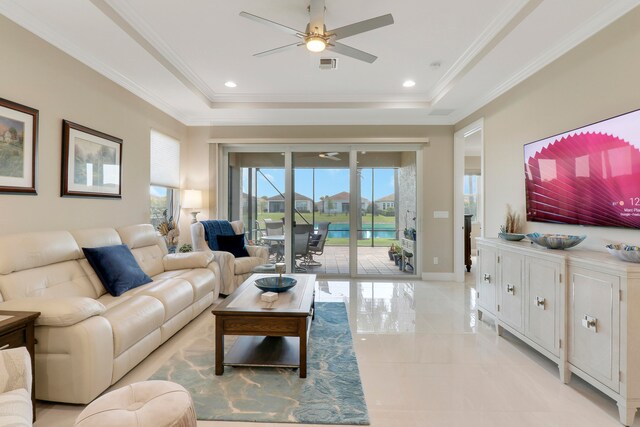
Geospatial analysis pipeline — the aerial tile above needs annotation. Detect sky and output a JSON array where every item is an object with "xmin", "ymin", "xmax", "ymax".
[{"xmin": 251, "ymin": 167, "xmax": 396, "ymax": 201}]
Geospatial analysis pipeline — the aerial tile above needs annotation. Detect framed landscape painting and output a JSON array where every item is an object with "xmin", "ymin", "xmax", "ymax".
[
  {"xmin": 0, "ymin": 97, "xmax": 38, "ymax": 194},
  {"xmin": 61, "ymin": 120, "xmax": 122, "ymax": 198}
]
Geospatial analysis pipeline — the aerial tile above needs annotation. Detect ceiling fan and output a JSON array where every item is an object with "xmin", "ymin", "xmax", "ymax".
[
  {"xmin": 319, "ymin": 152, "xmax": 341, "ymax": 161},
  {"xmin": 239, "ymin": 0, "xmax": 394, "ymax": 63}
]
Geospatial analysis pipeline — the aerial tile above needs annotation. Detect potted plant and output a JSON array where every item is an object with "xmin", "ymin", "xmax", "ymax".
[
  {"xmin": 157, "ymin": 209, "xmax": 179, "ymax": 253},
  {"xmin": 178, "ymin": 243, "xmax": 192, "ymax": 253},
  {"xmin": 389, "ymin": 242, "xmax": 401, "ymax": 261}
]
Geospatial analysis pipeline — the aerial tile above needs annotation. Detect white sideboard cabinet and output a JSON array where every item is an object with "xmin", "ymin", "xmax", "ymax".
[{"xmin": 476, "ymin": 238, "xmax": 640, "ymax": 426}]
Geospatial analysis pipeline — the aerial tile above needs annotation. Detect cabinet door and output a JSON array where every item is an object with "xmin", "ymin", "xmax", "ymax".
[
  {"xmin": 477, "ymin": 245, "xmax": 497, "ymax": 316},
  {"xmin": 568, "ymin": 267, "xmax": 620, "ymax": 392},
  {"xmin": 498, "ymin": 251, "xmax": 524, "ymax": 333},
  {"xmin": 525, "ymin": 257, "xmax": 561, "ymax": 356}
]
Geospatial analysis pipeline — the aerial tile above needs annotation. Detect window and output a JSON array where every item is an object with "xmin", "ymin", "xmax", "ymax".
[
  {"xmin": 464, "ymin": 174, "xmax": 479, "ymax": 222},
  {"xmin": 150, "ymin": 130, "xmax": 180, "ymax": 228}
]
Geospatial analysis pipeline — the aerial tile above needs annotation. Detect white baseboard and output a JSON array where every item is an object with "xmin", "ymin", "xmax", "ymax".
[{"xmin": 421, "ymin": 272, "xmax": 457, "ymax": 281}]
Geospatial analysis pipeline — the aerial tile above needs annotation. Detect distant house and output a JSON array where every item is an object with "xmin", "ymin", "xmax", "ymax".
[
  {"xmin": 317, "ymin": 192, "xmax": 369, "ymax": 214},
  {"xmin": 375, "ymin": 193, "xmax": 395, "ymax": 211},
  {"xmin": 267, "ymin": 192, "xmax": 313, "ymax": 213}
]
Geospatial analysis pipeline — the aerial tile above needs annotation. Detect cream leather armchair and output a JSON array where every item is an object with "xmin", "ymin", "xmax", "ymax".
[
  {"xmin": 191, "ymin": 220, "xmax": 269, "ymax": 295},
  {"xmin": 0, "ymin": 347, "xmax": 32, "ymax": 426}
]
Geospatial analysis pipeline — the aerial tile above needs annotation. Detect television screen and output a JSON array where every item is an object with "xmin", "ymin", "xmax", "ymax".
[{"xmin": 524, "ymin": 108, "xmax": 640, "ymax": 229}]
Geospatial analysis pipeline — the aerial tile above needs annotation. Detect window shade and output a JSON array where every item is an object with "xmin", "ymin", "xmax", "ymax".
[{"xmin": 150, "ymin": 130, "xmax": 180, "ymax": 188}]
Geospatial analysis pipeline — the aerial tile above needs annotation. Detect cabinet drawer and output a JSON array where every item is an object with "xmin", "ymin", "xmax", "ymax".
[
  {"xmin": 569, "ymin": 268, "xmax": 620, "ymax": 392},
  {"xmin": 0, "ymin": 326, "xmax": 27, "ymax": 350}
]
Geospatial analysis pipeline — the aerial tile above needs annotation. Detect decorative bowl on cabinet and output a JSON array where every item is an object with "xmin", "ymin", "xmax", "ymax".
[
  {"xmin": 526, "ymin": 233, "xmax": 586, "ymax": 249},
  {"xmin": 498, "ymin": 232, "xmax": 526, "ymax": 241},
  {"xmin": 606, "ymin": 244, "xmax": 640, "ymax": 263}
]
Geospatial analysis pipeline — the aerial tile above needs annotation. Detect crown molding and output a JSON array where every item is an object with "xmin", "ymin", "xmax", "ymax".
[
  {"xmin": 210, "ymin": 92, "xmax": 431, "ymax": 104},
  {"xmin": 426, "ymin": 0, "xmax": 534, "ymax": 104},
  {"xmin": 0, "ymin": 1, "xmax": 191, "ymax": 124},
  {"xmin": 448, "ymin": 0, "xmax": 640, "ymax": 124},
  {"xmin": 100, "ymin": 0, "xmax": 217, "ymax": 103}
]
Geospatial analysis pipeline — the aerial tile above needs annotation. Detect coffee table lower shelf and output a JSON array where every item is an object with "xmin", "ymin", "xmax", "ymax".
[{"xmin": 224, "ymin": 336, "xmax": 301, "ymax": 368}]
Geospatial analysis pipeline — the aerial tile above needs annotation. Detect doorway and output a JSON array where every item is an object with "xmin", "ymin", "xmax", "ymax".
[{"xmin": 222, "ymin": 145, "xmax": 422, "ymax": 278}]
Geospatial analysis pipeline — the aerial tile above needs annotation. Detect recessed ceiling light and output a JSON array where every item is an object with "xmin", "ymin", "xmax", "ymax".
[
  {"xmin": 403, "ymin": 80, "xmax": 416, "ymax": 88},
  {"xmin": 224, "ymin": 81, "xmax": 237, "ymax": 88}
]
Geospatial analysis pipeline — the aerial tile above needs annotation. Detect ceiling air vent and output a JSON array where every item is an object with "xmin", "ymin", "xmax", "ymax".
[{"xmin": 319, "ymin": 58, "xmax": 338, "ymax": 70}]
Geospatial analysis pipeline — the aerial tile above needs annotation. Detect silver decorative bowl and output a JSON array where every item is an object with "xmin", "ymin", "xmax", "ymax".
[
  {"xmin": 526, "ymin": 233, "xmax": 586, "ymax": 250},
  {"xmin": 498, "ymin": 232, "xmax": 526, "ymax": 241},
  {"xmin": 606, "ymin": 244, "xmax": 640, "ymax": 263},
  {"xmin": 254, "ymin": 276, "xmax": 297, "ymax": 293}
]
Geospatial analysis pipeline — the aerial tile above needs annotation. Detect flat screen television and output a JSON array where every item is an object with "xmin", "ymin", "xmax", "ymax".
[{"xmin": 524, "ymin": 108, "xmax": 640, "ymax": 229}]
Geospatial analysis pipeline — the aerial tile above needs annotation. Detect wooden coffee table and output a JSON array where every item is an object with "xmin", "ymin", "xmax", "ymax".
[{"xmin": 212, "ymin": 273, "xmax": 315, "ymax": 378}]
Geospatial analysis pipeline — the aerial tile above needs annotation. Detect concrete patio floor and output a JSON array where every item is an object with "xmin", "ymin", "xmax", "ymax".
[{"xmin": 300, "ymin": 245, "xmax": 414, "ymax": 276}]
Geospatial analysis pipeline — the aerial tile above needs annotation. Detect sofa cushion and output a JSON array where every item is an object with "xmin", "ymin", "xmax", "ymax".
[
  {"xmin": 158, "ymin": 269, "xmax": 214, "ymax": 302},
  {"xmin": 162, "ymin": 252, "xmax": 214, "ymax": 271},
  {"xmin": 0, "ymin": 230, "xmax": 81, "ymax": 275},
  {"xmin": 83, "ymin": 245, "xmax": 152, "ymax": 297},
  {"xmin": 216, "ymin": 234, "xmax": 250, "ymax": 258},
  {"xmin": 0, "ymin": 297, "xmax": 105, "ymax": 327},
  {"xmin": 101, "ymin": 295, "xmax": 165, "ymax": 356},
  {"xmin": 0, "ymin": 260, "xmax": 99, "ymax": 301},
  {"xmin": 139, "ymin": 279, "xmax": 194, "ymax": 321}
]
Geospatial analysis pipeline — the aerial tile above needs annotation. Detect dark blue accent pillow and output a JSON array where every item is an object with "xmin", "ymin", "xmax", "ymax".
[
  {"xmin": 83, "ymin": 244, "xmax": 152, "ymax": 296},
  {"xmin": 216, "ymin": 234, "xmax": 250, "ymax": 258}
]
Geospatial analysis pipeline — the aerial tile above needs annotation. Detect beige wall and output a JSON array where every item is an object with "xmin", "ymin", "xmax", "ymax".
[
  {"xmin": 456, "ymin": 8, "xmax": 640, "ymax": 251},
  {"xmin": 0, "ymin": 17, "xmax": 187, "ymax": 236},
  {"xmin": 197, "ymin": 125, "xmax": 455, "ymax": 273}
]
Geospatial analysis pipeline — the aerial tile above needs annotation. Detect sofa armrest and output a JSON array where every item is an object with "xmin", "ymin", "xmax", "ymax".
[
  {"xmin": 246, "ymin": 245, "xmax": 268, "ymax": 260},
  {"xmin": 162, "ymin": 252, "xmax": 215, "ymax": 271},
  {"xmin": 0, "ymin": 297, "xmax": 105, "ymax": 327},
  {"xmin": 0, "ymin": 347, "xmax": 31, "ymax": 394}
]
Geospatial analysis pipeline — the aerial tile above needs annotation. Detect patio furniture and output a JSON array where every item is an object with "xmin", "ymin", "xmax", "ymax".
[
  {"xmin": 303, "ymin": 222, "xmax": 331, "ymax": 266},
  {"xmin": 293, "ymin": 224, "xmax": 314, "ymax": 272},
  {"xmin": 264, "ymin": 219, "xmax": 285, "ymax": 260}
]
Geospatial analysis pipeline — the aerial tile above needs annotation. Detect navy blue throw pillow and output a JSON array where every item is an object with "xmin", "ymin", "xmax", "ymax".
[
  {"xmin": 83, "ymin": 244, "xmax": 152, "ymax": 296},
  {"xmin": 216, "ymin": 234, "xmax": 250, "ymax": 258}
]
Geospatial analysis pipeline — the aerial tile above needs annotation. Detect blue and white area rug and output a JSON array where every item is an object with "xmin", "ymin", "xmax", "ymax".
[{"xmin": 150, "ymin": 302, "xmax": 369, "ymax": 424}]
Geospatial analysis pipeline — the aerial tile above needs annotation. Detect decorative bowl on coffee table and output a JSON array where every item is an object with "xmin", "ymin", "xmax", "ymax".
[
  {"xmin": 526, "ymin": 233, "xmax": 586, "ymax": 249},
  {"xmin": 254, "ymin": 276, "xmax": 297, "ymax": 293}
]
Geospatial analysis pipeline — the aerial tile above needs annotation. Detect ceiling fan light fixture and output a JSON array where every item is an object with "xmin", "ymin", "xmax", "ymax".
[{"xmin": 306, "ymin": 36, "xmax": 327, "ymax": 52}]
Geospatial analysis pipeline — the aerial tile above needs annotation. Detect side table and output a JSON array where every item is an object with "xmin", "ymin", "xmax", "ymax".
[{"xmin": 0, "ymin": 310, "xmax": 40, "ymax": 421}]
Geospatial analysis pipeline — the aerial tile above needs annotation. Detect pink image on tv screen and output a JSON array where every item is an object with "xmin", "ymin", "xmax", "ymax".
[{"xmin": 524, "ymin": 109, "xmax": 640, "ymax": 229}]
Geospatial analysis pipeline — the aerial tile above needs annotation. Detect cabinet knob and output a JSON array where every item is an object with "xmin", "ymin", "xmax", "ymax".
[
  {"xmin": 582, "ymin": 315, "xmax": 597, "ymax": 332},
  {"xmin": 506, "ymin": 284, "xmax": 515, "ymax": 295},
  {"xmin": 483, "ymin": 273, "xmax": 491, "ymax": 283},
  {"xmin": 535, "ymin": 296, "xmax": 546, "ymax": 309}
]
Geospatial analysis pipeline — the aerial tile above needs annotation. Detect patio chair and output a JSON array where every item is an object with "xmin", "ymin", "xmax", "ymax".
[
  {"xmin": 303, "ymin": 221, "xmax": 331, "ymax": 266},
  {"xmin": 293, "ymin": 230, "xmax": 311, "ymax": 272},
  {"xmin": 264, "ymin": 219, "xmax": 284, "ymax": 260}
]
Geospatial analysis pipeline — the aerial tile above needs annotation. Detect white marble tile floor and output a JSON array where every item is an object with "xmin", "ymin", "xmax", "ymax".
[{"xmin": 34, "ymin": 273, "xmax": 636, "ymax": 426}]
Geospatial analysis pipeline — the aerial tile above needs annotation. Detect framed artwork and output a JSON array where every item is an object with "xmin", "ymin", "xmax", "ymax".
[
  {"xmin": 61, "ymin": 120, "xmax": 122, "ymax": 198},
  {"xmin": 0, "ymin": 97, "xmax": 38, "ymax": 194}
]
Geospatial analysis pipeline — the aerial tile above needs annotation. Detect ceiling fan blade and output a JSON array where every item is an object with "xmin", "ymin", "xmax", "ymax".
[
  {"xmin": 254, "ymin": 42, "xmax": 303, "ymax": 57},
  {"xmin": 327, "ymin": 42, "xmax": 377, "ymax": 63},
  {"xmin": 328, "ymin": 14, "xmax": 394, "ymax": 40},
  {"xmin": 240, "ymin": 11, "xmax": 303, "ymax": 37},
  {"xmin": 309, "ymin": 0, "xmax": 326, "ymax": 34}
]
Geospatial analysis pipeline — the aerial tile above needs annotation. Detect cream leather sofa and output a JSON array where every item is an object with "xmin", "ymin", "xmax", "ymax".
[
  {"xmin": 191, "ymin": 220, "xmax": 269, "ymax": 295},
  {"xmin": 0, "ymin": 347, "xmax": 32, "ymax": 426},
  {"xmin": 0, "ymin": 224, "xmax": 221, "ymax": 404}
]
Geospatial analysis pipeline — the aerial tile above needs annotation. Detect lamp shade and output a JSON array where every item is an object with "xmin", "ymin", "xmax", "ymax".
[{"xmin": 182, "ymin": 189, "xmax": 202, "ymax": 209}]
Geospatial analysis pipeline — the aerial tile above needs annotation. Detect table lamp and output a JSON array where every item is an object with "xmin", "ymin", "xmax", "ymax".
[{"xmin": 182, "ymin": 189, "xmax": 203, "ymax": 223}]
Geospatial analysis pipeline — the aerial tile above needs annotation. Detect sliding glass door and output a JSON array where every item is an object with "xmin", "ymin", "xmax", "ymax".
[{"xmin": 223, "ymin": 146, "xmax": 420, "ymax": 278}]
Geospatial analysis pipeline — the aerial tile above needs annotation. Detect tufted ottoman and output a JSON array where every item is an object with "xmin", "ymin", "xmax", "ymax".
[{"xmin": 74, "ymin": 381, "xmax": 197, "ymax": 427}]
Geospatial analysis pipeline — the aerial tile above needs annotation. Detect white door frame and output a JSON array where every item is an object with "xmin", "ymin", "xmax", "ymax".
[
  {"xmin": 453, "ymin": 118, "xmax": 484, "ymax": 283},
  {"xmin": 218, "ymin": 142, "xmax": 426, "ymax": 278}
]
